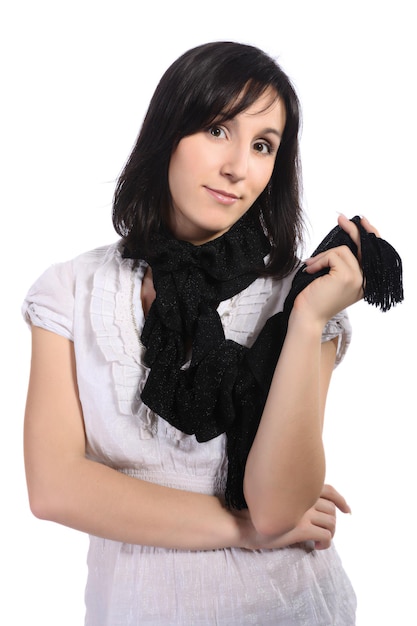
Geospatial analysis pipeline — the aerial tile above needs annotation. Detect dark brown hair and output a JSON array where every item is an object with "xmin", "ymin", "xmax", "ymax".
[{"xmin": 112, "ymin": 41, "xmax": 304, "ymax": 276}]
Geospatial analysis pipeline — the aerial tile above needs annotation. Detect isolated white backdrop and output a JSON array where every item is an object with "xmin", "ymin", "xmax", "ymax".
[{"xmin": 2, "ymin": 1, "xmax": 415, "ymax": 625}]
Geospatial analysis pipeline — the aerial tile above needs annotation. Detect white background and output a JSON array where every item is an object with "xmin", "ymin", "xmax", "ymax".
[{"xmin": 1, "ymin": 1, "xmax": 416, "ymax": 624}]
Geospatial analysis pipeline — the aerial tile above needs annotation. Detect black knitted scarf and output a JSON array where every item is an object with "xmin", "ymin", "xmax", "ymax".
[{"xmin": 124, "ymin": 212, "xmax": 403, "ymax": 508}]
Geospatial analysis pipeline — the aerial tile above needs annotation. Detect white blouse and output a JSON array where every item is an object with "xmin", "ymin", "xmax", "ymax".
[{"xmin": 23, "ymin": 242, "xmax": 356, "ymax": 626}]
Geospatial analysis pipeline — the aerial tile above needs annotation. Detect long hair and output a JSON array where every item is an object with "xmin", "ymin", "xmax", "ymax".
[{"xmin": 112, "ymin": 41, "xmax": 304, "ymax": 276}]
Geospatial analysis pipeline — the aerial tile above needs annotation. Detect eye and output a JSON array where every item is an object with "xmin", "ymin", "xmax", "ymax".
[
  {"xmin": 253, "ymin": 141, "xmax": 273, "ymax": 155},
  {"xmin": 208, "ymin": 126, "xmax": 226, "ymax": 138}
]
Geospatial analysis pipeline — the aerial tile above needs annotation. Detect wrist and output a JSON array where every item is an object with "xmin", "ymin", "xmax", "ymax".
[{"xmin": 287, "ymin": 307, "xmax": 325, "ymax": 339}]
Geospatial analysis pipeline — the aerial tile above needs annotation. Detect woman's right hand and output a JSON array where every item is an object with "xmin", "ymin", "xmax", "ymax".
[{"xmin": 237, "ymin": 484, "xmax": 351, "ymax": 551}]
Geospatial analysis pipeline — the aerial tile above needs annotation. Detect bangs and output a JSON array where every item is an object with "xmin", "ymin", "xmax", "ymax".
[
  {"xmin": 177, "ymin": 77, "xmax": 280, "ymax": 140},
  {"xmin": 205, "ymin": 81, "xmax": 279, "ymax": 126}
]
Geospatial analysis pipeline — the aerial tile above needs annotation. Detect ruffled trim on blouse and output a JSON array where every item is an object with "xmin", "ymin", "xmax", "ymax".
[{"xmin": 89, "ymin": 245, "xmax": 158, "ymax": 439}]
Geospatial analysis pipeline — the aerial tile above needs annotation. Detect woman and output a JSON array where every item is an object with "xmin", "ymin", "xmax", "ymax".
[{"xmin": 22, "ymin": 41, "xmax": 379, "ymax": 624}]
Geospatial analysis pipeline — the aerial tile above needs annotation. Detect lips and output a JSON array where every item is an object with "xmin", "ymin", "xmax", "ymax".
[{"xmin": 204, "ymin": 186, "xmax": 241, "ymax": 204}]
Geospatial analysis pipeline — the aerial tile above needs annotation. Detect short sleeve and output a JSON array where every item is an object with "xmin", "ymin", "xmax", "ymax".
[
  {"xmin": 322, "ymin": 310, "xmax": 352, "ymax": 367},
  {"xmin": 22, "ymin": 262, "xmax": 75, "ymax": 340}
]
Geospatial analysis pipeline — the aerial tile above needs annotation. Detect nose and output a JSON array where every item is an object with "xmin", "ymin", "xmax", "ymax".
[{"xmin": 220, "ymin": 142, "xmax": 249, "ymax": 182}]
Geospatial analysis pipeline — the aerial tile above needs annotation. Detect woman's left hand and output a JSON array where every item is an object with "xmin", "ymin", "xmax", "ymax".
[
  {"xmin": 335, "ymin": 214, "xmax": 380, "ymax": 264},
  {"xmin": 283, "ymin": 483, "xmax": 351, "ymax": 550},
  {"xmin": 293, "ymin": 215, "xmax": 380, "ymax": 326},
  {"xmin": 232, "ymin": 484, "xmax": 350, "ymax": 551}
]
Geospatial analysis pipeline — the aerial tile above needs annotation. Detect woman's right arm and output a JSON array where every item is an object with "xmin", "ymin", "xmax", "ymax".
[
  {"xmin": 24, "ymin": 325, "xmax": 345, "ymax": 551},
  {"xmin": 24, "ymin": 326, "xmax": 246, "ymax": 550}
]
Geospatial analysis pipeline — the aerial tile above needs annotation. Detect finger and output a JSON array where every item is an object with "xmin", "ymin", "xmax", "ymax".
[
  {"xmin": 337, "ymin": 213, "xmax": 361, "ymax": 249},
  {"xmin": 303, "ymin": 245, "xmax": 360, "ymax": 276},
  {"xmin": 308, "ymin": 526, "xmax": 333, "ymax": 550},
  {"xmin": 310, "ymin": 505, "xmax": 336, "ymax": 535},
  {"xmin": 338, "ymin": 213, "xmax": 381, "ymax": 242},
  {"xmin": 320, "ymin": 484, "xmax": 352, "ymax": 514},
  {"xmin": 314, "ymin": 535, "xmax": 333, "ymax": 550},
  {"xmin": 313, "ymin": 497, "xmax": 336, "ymax": 516},
  {"xmin": 360, "ymin": 215, "xmax": 380, "ymax": 237}
]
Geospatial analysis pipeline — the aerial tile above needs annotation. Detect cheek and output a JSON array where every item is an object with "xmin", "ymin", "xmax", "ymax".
[
  {"xmin": 169, "ymin": 145, "xmax": 198, "ymax": 191},
  {"xmin": 168, "ymin": 152, "xmax": 187, "ymax": 200},
  {"xmin": 253, "ymin": 164, "xmax": 274, "ymax": 195}
]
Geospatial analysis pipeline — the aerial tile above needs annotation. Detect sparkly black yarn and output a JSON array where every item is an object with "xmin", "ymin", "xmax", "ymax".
[{"xmin": 124, "ymin": 213, "xmax": 403, "ymax": 509}]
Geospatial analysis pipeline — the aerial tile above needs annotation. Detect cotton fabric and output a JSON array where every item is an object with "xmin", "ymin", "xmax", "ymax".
[{"xmin": 23, "ymin": 242, "xmax": 356, "ymax": 625}]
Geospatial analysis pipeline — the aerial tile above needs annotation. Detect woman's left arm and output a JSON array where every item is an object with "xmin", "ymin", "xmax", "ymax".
[{"xmin": 243, "ymin": 215, "xmax": 379, "ymax": 537}]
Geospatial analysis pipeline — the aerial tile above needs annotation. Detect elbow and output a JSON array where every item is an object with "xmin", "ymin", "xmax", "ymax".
[
  {"xmin": 26, "ymin": 477, "xmax": 66, "ymax": 522},
  {"xmin": 25, "ymin": 453, "xmax": 85, "ymax": 522},
  {"xmin": 245, "ymin": 486, "xmax": 323, "ymax": 538},
  {"xmin": 244, "ymin": 465, "xmax": 326, "ymax": 537},
  {"xmin": 249, "ymin": 508, "xmax": 301, "ymax": 538},
  {"xmin": 27, "ymin": 488, "xmax": 57, "ymax": 521}
]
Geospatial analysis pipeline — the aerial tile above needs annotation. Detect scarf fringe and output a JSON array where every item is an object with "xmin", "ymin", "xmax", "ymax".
[{"xmin": 359, "ymin": 228, "xmax": 404, "ymax": 311}]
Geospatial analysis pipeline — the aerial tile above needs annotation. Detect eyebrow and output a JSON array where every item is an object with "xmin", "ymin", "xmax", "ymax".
[
  {"xmin": 216, "ymin": 115, "xmax": 284, "ymax": 140},
  {"xmin": 261, "ymin": 127, "xmax": 283, "ymax": 139}
]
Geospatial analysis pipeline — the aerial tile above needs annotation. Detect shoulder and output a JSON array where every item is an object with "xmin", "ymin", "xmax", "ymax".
[
  {"xmin": 29, "ymin": 242, "xmax": 124, "ymax": 292},
  {"xmin": 69, "ymin": 241, "xmax": 124, "ymax": 277},
  {"xmin": 22, "ymin": 242, "xmax": 131, "ymax": 339}
]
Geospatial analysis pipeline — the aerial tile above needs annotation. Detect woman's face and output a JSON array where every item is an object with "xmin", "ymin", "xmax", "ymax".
[{"xmin": 167, "ymin": 87, "xmax": 286, "ymax": 244}]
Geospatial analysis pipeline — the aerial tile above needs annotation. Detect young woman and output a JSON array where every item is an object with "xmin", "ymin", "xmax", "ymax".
[{"xmin": 22, "ymin": 41, "xmax": 381, "ymax": 624}]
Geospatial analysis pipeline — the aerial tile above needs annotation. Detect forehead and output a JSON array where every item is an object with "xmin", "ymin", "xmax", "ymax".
[
  {"xmin": 236, "ymin": 88, "xmax": 286, "ymax": 130},
  {"xmin": 243, "ymin": 88, "xmax": 281, "ymax": 113}
]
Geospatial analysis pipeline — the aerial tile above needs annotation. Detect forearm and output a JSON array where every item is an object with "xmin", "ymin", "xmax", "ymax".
[
  {"xmin": 243, "ymin": 314, "xmax": 328, "ymax": 535},
  {"xmin": 27, "ymin": 454, "xmax": 243, "ymax": 550},
  {"xmin": 245, "ymin": 217, "xmax": 372, "ymax": 535},
  {"xmin": 24, "ymin": 327, "xmax": 243, "ymax": 552}
]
